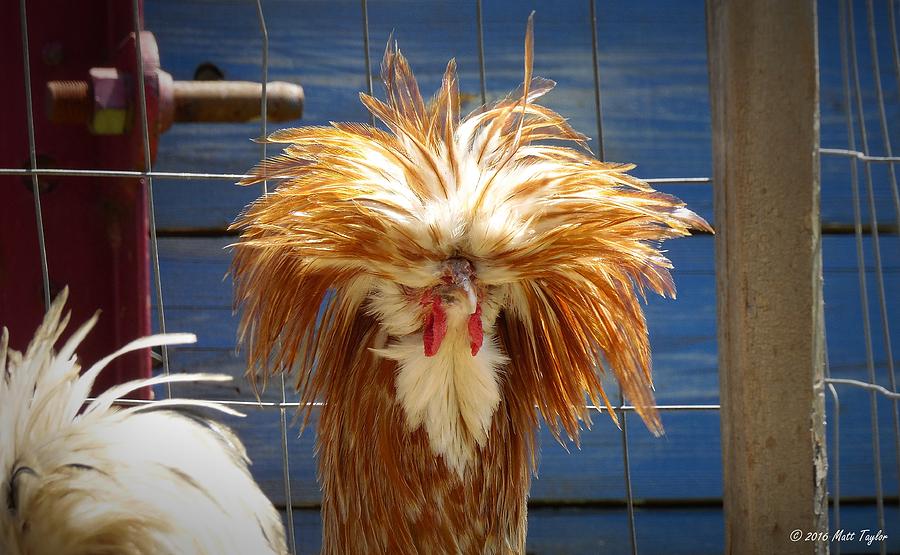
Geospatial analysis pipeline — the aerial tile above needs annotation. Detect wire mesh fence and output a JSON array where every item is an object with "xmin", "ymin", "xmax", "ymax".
[
  {"xmin": 822, "ymin": 2, "xmax": 900, "ymax": 554},
  {"xmin": 7, "ymin": 0, "xmax": 899, "ymax": 553}
]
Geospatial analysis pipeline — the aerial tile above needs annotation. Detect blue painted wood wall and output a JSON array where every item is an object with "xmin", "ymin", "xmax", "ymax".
[{"xmin": 144, "ymin": 1, "xmax": 899, "ymax": 552}]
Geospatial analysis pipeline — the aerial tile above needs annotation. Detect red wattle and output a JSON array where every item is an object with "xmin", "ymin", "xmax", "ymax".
[
  {"xmin": 423, "ymin": 298, "xmax": 447, "ymax": 357},
  {"xmin": 468, "ymin": 304, "xmax": 483, "ymax": 356}
]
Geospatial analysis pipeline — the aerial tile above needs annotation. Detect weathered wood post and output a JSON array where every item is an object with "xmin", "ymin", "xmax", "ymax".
[{"xmin": 706, "ymin": 0, "xmax": 828, "ymax": 553}]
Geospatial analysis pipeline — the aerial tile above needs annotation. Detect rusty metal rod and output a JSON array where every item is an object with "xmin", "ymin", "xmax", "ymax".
[
  {"xmin": 172, "ymin": 81, "xmax": 302, "ymax": 123},
  {"xmin": 46, "ymin": 79, "xmax": 303, "ymax": 127}
]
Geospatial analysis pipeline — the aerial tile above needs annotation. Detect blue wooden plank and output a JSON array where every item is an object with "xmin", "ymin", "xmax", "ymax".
[
  {"xmin": 823, "ymin": 235, "xmax": 900, "ymax": 391},
  {"xmin": 144, "ymin": 0, "xmax": 900, "ymax": 231}
]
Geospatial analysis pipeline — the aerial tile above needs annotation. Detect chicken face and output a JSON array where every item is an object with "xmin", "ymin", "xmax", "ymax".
[
  {"xmin": 364, "ymin": 256, "xmax": 506, "ymax": 474},
  {"xmin": 418, "ymin": 257, "xmax": 481, "ymax": 357}
]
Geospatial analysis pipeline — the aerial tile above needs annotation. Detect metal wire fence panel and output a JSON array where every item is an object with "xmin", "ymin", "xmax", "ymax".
[
  {"xmin": 7, "ymin": 0, "xmax": 898, "ymax": 553},
  {"xmin": 822, "ymin": 1, "xmax": 900, "ymax": 553}
]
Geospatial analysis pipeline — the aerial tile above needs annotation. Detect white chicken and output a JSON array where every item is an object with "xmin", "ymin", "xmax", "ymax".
[{"xmin": 0, "ymin": 289, "xmax": 288, "ymax": 555}]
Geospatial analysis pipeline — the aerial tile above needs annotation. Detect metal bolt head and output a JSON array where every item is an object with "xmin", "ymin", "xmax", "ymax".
[{"xmin": 89, "ymin": 67, "xmax": 129, "ymax": 134}]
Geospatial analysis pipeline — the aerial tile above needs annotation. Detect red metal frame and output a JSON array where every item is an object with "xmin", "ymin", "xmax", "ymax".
[{"xmin": 1, "ymin": 0, "xmax": 153, "ymax": 396}]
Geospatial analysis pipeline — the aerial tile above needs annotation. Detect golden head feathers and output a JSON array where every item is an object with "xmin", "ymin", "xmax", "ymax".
[
  {"xmin": 233, "ymin": 14, "xmax": 709, "ymax": 435},
  {"xmin": 232, "ymin": 14, "xmax": 710, "ymax": 553},
  {"xmin": 0, "ymin": 289, "xmax": 287, "ymax": 555}
]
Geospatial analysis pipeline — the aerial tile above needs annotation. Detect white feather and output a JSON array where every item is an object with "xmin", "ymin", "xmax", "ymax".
[{"xmin": 0, "ymin": 289, "xmax": 288, "ymax": 555}]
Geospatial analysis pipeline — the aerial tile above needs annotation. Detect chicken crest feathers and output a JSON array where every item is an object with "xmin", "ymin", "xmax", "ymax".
[
  {"xmin": 0, "ymin": 289, "xmax": 288, "ymax": 555},
  {"xmin": 231, "ymin": 14, "xmax": 711, "ymax": 442}
]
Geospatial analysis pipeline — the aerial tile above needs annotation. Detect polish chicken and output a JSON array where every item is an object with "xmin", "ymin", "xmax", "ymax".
[
  {"xmin": 232, "ymin": 15, "xmax": 710, "ymax": 554},
  {"xmin": 0, "ymin": 290, "xmax": 288, "ymax": 555}
]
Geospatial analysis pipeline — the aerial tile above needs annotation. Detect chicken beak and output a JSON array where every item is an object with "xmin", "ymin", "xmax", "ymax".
[{"xmin": 455, "ymin": 274, "xmax": 478, "ymax": 315}]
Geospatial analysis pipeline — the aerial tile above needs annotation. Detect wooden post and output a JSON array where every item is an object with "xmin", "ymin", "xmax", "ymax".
[{"xmin": 707, "ymin": 1, "xmax": 828, "ymax": 553}]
